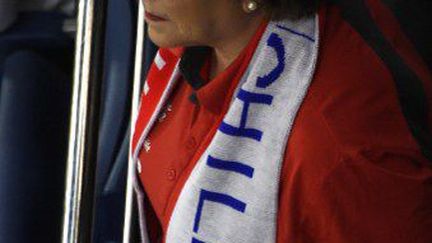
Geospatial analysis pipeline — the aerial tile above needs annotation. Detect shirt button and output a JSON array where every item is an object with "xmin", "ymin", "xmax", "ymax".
[
  {"xmin": 186, "ymin": 137, "xmax": 197, "ymax": 150},
  {"xmin": 166, "ymin": 169, "xmax": 176, "ymax": 181}
]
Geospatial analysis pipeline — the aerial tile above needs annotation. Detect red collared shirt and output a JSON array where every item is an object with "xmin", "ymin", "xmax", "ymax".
[{"xmin": 137, "ymin": 2, "xmax": 432, "ymax": 242}]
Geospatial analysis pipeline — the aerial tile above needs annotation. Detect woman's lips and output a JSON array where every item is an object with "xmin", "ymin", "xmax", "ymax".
[{"xmin": 145, "ymin": 11, "xmax": 167, "ymax": 22}]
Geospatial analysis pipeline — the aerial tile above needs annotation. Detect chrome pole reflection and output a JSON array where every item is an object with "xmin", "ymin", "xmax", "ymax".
[
  {"xmin": 62, "ymin": 0, "xmax": 106, "ymax": 242},
  {"xmin": 123, "ymin": 1, "xmax": 147, "ymax": 242}
]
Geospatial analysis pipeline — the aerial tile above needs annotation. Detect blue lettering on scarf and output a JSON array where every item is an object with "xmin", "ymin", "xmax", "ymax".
[
  {"xmin": 191, "ymin": 237, "xmax": 205, "ymax": 243},
  {"xmin": 193, "ymin": 189, "xmax": 246, "ymax": 233},
  {"xmin": 256, "ymin": 33, "xmax": 286, "ymax": 88},
  {"xmin": 276, "ymin": 24, "xmax": 315, "ymax": 42},
  {"xmin": 219, "ymin": 88, "xmax": 273, "ymax": 141},
  {"xmin": 218, "ymin": 33, "xmax": 286, "ymax": 141},
  {"xmin": 207, "ymin": 155, "xmax": 254, "ymax": 178},
  {"xmin": 191, "ymin": 32, "xmax": 286, "ymax": 242}
]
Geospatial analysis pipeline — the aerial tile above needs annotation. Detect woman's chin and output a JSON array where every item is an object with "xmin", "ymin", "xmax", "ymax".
[{"xmin": 148, "ymin": 29, "xmax": 180, "ymax": 48}]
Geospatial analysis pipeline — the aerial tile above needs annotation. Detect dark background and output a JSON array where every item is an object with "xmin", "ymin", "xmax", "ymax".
[{"xmin": 385, "ymin": 0, "xmax": 432, "ymax": 70}]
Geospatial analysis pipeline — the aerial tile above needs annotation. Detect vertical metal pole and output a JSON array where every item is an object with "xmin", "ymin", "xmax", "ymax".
[
  {"xmin": 62, "ymin": 0, "xmax": 106, "ymax": 242},
  {"xmin": 123, "ymin": 1, "xmax": 146, "ymax": 243}
]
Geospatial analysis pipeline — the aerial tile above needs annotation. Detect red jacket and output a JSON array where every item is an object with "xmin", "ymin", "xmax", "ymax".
[{"xmin": 277, "ymin": 1, "xmax": 432, "ymax": 242}]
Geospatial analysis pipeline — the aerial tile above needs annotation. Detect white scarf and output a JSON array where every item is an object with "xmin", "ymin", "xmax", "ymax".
[{"xmin": 133, "ymin": 15, "xmax": 319, "ymax": 243}]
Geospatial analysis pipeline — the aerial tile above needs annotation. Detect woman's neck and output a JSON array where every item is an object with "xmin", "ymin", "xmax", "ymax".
[{"xmin": 208, "ymin": 13, "xmax": 268, "ymax": 80}]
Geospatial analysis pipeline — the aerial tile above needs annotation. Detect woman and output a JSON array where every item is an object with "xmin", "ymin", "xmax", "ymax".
[{"xmin": 132, "ymin": 0, "xmax": 432, "ymax": 242}]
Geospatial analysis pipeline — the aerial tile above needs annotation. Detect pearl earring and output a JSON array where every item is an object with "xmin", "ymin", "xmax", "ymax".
[{"xmin": 243, "ymin": 0, "xmax": 259, "ymax": 13}]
